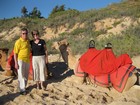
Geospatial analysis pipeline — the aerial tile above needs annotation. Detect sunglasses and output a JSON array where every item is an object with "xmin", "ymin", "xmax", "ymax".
[{"xmin": 33, "ymin": 33, "xmax": 38, "ymax": 35}]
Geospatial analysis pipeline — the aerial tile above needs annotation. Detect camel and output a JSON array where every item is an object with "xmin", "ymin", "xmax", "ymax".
[
  {"xmin": 0, "ymin": 49, "xmax": 33, "ymax": 79},
  {"xmin": 51, "ymin": 39, "xmax": 139, "ymax": 92},
  {"xmin": 0, "ymin": 48, "xmax": 13, "ymax": 76},
  {"xmin": 51, "ymin": 39, "xmax": 77, "ymax": 70}
]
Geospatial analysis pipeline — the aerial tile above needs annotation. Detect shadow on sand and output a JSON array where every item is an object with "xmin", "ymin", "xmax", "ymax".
[
  {"xmin": 0, "ymin": 76, "xmax": 20, "ymax": 105},
  {"xmin": 42, "ymin": 61, "xmax": 74, "ymax": 86},
  {"xmin": 27, "ymin": 61, "xmax": 74, "ymax": 92},
  {"xmin": 0, "ymin": 92, "xmax": 20, "ymax": 105},
  {"xmin": 47, "ymin": 62, "xmax": 74, "ymax": 80},
  {"xmin": 0, "ymin": 61, "xmax": 73, "ymax": 104}
]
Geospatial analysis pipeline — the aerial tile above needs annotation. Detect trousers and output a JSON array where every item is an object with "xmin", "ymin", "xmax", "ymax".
[{"xmin": 18, "ymin": 60, "xmax": 29, "ymax": 92}]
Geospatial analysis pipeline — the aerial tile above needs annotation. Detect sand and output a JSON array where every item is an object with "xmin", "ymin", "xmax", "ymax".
[{"xmin": 0, "ymin": 55, "xmax": 140, "ymax": 105}]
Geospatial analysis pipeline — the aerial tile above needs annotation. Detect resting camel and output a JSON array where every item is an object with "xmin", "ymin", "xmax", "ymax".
[
  {"xmin": 0, "ymin": 49, "xmax": 33, "ymax": 79},
  {"xmin": 0, "ymin": 48, "xmax": 13, "ymax": 76},
  {"xmin": 51, "ymin": 39, "xmax": 139, "ymax": 92}
]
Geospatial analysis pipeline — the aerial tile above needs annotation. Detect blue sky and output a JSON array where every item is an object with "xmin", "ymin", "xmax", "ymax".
[{"xmin": 0, "ymin": 0, "xmax": 121, "ymax": 19}]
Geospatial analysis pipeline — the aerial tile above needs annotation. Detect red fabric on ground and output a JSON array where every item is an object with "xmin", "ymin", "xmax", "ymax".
[{"xmin": 79, "ymin": 48, "xmax": 132, "ymax": 76}]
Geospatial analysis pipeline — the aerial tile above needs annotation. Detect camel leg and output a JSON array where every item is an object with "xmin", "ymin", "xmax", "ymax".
[
  {"xmin": 57, "ymin": 53, "xmax": 61, "ymax": 62},
  {"xmin": 123, "ymin": 73, "xmax": 137, "ymax": 92},
  {"xmin": 61, "ymin": 51, "xmax": 68, "ymax": 65}
]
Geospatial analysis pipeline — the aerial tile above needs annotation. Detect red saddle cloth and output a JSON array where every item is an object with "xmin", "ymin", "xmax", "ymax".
[
  {"xmin": 79, "ymin": 48, "xmax": 132, "ymax": 76},
  {"xmin": 6, "ymin": 50, "xmax": 33, "ymax": 78},
  {"xmin": 75, "ymin": 48, "xmax": 135, "ymax": 92}
]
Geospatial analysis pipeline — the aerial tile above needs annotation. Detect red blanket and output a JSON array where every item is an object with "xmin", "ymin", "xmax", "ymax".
[
  {"xmin": 75, "ymin": 48, "xmax": 135, "ymax": 92},
  {"xmin": 6, "ymin": 50, "xmax": 33, "ymax": 77},
  {"xmin": 79, "ymin": 48, "xmax": 132, "ymax": 76}
]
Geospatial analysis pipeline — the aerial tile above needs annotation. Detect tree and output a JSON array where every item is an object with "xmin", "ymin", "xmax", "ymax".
[
  {"xmin": 29, "ymin": 7, "xmax": 42, "ymax": 18},
  {"xmin": 51, "ymin": 5, "xmax": 59, "ymax": 14},
  {"xmin": 21, "ymin": 6, "xmax": 28, "ymax": 17},
  {"xmin": 50, "ymin": 5, "xmax": 66, "ymax": 16},
  {"xmin": 37, "ymin": 10, "xmax": 41, "ymax": 18},
  {"xmin": 58, "ymin": 5, "xmax": 65, "ymax": 12}
]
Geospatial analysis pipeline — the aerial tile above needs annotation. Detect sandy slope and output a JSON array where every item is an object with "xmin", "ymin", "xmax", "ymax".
[{"xmin": 0, "ymin": 55, "xmax": 140, "ymax": 105}]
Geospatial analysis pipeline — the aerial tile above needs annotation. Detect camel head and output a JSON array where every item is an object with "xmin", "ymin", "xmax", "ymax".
[
  {"xmin": 51, "ymin": 39, "xmax": 77, "ymax": 70},
  {"xmin": 51, "ymin": 42, "xmax": 59, "ymax": 51},
  {"xmin": 51, "ymin": 39, "xmax": 69, "ymax": 51}
]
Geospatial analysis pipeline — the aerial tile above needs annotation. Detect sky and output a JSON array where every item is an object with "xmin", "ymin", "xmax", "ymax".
[{"xmin": 0, "ymin": 0, "xmax": 121, "ymax": 19}]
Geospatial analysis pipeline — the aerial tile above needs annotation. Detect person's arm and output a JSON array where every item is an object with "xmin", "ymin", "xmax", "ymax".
[
  {"xmin": 14, "ymin": 41, "xmax": 19, "ymax": 70},
  {"xmin": 14, "ymin": 53, "xmax": 19, "ymax": 70},
  {"xmin": 44, "ymin": 45, "xmax": 48, "ymax": 64}
]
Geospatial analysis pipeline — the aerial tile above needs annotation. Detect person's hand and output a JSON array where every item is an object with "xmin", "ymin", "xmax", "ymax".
[
  {"xmin": 15, "ymin": 62, "xmax": 19, "ymax": 70},
  {"xmin": 46, "ymin": 59, "xmax": 48, "ymax": 64}
]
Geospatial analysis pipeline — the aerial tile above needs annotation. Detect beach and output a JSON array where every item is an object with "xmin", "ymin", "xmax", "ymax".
[{"xmin": 0, "ymin": 54, "xmax": 140, "ymax": 105}]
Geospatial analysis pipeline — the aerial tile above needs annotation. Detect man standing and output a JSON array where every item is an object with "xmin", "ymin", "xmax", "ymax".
[{"xmin": 14, "ymin": 28, "xmax": 30, "ymax": 95}]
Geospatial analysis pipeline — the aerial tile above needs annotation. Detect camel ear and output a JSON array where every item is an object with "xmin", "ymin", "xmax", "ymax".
[
  {"xmin": 57, "ymin": 42, "xmax": 60, "ymax": 45},
  {"xmin": 67, "ymin": 43, "xmax": 69, "ymax": 46}
]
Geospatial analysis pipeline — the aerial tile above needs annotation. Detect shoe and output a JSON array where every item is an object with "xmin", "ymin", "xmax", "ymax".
[
  {"xmin": 20, "ymin": 91, "xmax": 27, "ymax": 95},
  {"xmin": 37, "ymin": 86, "xmax": 40, "ymax": 89},
  {"xmin": 41, "ymin": 86, "xmax": 45, "ymax": 90}
]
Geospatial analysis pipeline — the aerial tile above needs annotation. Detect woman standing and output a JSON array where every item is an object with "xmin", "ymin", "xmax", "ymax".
[{"xmin": 30, "ymin": 30, "xmax": 48, "ymax": 90}]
